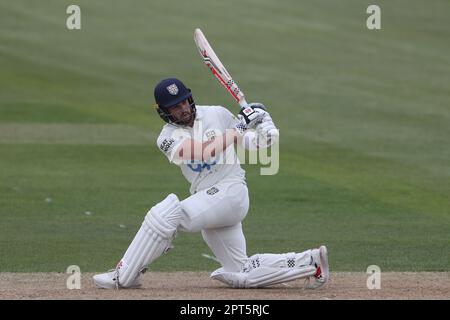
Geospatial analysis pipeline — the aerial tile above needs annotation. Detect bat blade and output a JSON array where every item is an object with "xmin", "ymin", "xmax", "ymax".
[{"xmin": 194, "ymin": 28, "xmax": 248, "ymax": 109}]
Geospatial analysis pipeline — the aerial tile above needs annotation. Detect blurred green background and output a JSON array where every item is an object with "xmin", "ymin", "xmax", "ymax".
[{"xmin": 0, "ymin": 0, "xmax": 449, "ymax": 272}]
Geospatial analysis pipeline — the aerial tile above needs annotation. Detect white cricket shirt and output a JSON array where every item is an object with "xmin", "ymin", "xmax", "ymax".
[{"xmin": 157, "ymin": 105, "xmax": 246, "ymax": 194}]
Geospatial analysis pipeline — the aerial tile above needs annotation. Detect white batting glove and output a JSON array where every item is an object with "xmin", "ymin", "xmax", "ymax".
[
  {"xmin": 237, "ymin": 103, "xmax": 267, "ymax": 129},
  {"xmin": 256, "ymin": 118, "xmax": 279, "ymax": 147},
  {"xmin": 234, "ymin": 117, "xmax": 248, "ymax": 138}
]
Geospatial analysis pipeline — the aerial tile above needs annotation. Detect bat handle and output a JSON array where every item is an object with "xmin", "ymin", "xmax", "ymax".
[{"xmin": 238, "ymin": 97, "xmax": 249, "ymax": 109}]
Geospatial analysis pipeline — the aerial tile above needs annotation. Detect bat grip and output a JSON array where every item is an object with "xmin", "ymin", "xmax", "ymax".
[{"xmin": 238, "ymin": 98, "xmax": 248, "ymax": 109}]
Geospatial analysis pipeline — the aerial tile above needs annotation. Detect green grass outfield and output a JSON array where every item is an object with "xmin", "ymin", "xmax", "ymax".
[{"xmin": 1, "ymin": 0, "xmax": 449, "ymax": 272}]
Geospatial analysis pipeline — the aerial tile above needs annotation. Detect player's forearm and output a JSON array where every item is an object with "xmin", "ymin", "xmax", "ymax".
[
  {"xmin": 201, "ymin": 129, "xmax": 238, "ymax": 161},
  {"xmin": 176, "ymin": 130, "xmax": 238, "ymax": 162}
]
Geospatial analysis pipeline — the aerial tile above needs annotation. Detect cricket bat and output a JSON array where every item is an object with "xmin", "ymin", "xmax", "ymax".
[
  {"xmin": 194, "ymin": 28, "xmax": 248, "ymax": 109},
  {"xmin": 194, "ymin": 28, "xmax": 279, "ymax": 142}
]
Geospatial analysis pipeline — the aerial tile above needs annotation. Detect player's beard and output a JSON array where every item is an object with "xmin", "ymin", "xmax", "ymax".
[{"xmin": 174, "ymin": 109, "xmax": 194, "ymax": 126}]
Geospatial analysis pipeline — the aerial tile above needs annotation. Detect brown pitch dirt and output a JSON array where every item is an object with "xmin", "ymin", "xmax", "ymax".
[{"xmin": 0, "ymin": 272, "xmax": 449, "ymax": 300}]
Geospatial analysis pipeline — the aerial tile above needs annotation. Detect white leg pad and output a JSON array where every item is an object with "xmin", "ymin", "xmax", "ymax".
[
  {"xmin": 211, "ymin": 251, "xmax": 316, "ymax": 288},
  {"xmin": 211, "ymin": 266, "xmax": 316, "ymax": 288},
  {"xmin": 116, "ymin": 194, "xmax": 182, "ymax": 287}
]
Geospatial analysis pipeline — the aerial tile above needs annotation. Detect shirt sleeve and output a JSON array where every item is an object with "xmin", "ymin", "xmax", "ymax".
[
  {"xmin": 217, "ymin": 106, "xmax": 239, "ymax": 129},
  {"xmin": 156, "ymin": 127, "xmax": 190, "ymax": 163}
]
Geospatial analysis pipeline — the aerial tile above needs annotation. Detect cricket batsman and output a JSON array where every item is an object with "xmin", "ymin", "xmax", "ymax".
[{"xmin": 93, "ymin": 78, "xmax": 329, "ymax": 289}]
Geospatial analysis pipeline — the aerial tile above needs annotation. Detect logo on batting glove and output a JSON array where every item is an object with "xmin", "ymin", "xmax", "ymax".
[{"xmin": 242, "ymin": 107, "xmax": 254, "ymax": 116}]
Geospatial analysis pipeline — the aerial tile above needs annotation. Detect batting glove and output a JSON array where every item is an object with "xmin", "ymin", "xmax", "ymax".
[
  {"xmin": 237, "ymin": 102, "xmax": 267, "ymax": 128},
  {"xmin": 234, "ymin": 118, "xmax": 248, "ymax": 138},
  {"xmin": 256, "ymin": 118, "xmax": 279, "ymax": 147}
]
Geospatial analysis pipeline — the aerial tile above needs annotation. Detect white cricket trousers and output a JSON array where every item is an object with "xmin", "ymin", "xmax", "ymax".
[{"xmin": 180, "ymin": 180, "xmax": 249, "ymax": 272}]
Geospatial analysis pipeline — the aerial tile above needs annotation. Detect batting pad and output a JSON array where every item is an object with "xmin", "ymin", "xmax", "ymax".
[
  {"xmin": 210, "ymin": 251, "xmax": 317, "ymax": 288},
  {"xmin": 117, "ymin": 194, "xmax": 182, "ymax": 287}
]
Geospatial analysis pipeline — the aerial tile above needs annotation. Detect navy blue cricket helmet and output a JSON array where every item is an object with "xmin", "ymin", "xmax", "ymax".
[{"xmin": 154, "ymin": 78, "xmax": 196, "ymax": 125}]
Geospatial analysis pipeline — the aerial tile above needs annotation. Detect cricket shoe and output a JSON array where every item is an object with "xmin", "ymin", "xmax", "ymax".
[
  {"xmin": 93, "ymin": 269, "xmax": 143, "ymax": 289},
  {"xmin": 304, "ymin": 245, "xmax": 329, "ymax": 289}
]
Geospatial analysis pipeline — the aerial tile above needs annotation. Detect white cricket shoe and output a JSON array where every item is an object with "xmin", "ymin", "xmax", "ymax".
[
  {"xmin": 305, "ymin": 245, "xmax": 329, "ymax": 289},
  {"xmin": 93, "ymin": 269, "xmax": 142, "ymax": 289}
]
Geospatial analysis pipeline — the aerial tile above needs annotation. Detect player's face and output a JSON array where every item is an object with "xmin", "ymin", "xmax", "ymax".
[{"xmin": 168, "ymin": 99, "xmax": 194, "ymax": 126}]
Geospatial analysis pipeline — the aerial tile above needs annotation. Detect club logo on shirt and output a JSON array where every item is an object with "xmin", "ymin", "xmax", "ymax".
[
  {"xmin": 205, "ymin": 129, "xmax": 216, "ymax": 141},
  {"xmin": 206, "ymin": 187, "xmax": 219, "ymax": 195},
  {"xmin": 166, "ymin": 84, "xmax": 179, "ymax": 95},
  {"xmin": 160, "ymin": 138, "xmax": 175, "ymax": 152}
]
